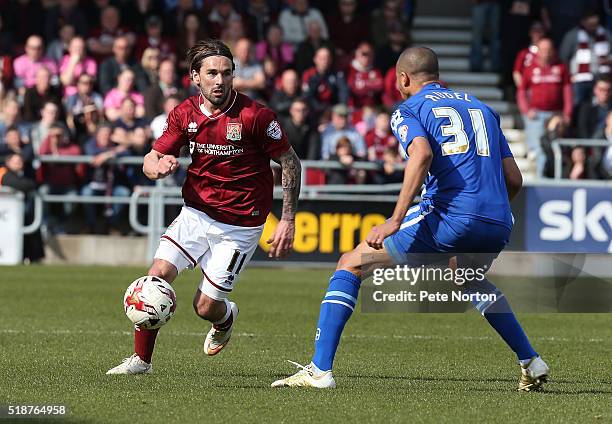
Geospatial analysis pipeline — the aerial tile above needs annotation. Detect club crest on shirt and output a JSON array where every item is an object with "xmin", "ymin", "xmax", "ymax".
[
  {"xmin": 398, "ymin": 124, "xmax": 408, "ymax": 142},
  {"xmin": 226, "ymin": 122, "xmax": 242, "ymax": 141},
  {"xmin": 187, "ymin": 121, "xmax": 198, "ymax": 133},
  {"xmin": 266, "ymin": 120, "xmax": 282, "ymax": 140}
]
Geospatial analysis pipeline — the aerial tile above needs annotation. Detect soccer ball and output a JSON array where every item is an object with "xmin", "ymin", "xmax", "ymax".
[{"xmin": 124, "ymin": 276, "xmax": 177, "ymax": 329}]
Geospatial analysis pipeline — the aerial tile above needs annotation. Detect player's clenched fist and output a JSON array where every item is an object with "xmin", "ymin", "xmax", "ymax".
[{"xmin": 157, "ymin": 155, "xmax": 178, "ymax": 177}]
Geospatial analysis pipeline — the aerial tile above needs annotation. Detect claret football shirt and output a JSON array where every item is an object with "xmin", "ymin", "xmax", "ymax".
[{"xmin": 154, "ymin": 91, "xmax": 291, "ymax": 227}]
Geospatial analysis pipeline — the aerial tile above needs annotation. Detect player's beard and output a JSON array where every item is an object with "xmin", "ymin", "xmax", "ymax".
[{"xmin": 202, "ymin": 84, "xmax": 230, "ymax": 107}]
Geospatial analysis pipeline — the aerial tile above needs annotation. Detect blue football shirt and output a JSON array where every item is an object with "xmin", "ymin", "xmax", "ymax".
[{"xmin": 390, "ymin": 82, "xmax": 514, "ymax": 228}]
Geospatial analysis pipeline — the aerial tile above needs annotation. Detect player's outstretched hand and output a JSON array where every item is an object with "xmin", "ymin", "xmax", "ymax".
[
  {"xmin": 366, "ymin": 221, "xmax": 400, "ymax": 250},
  {"xmin": 266, "ymin": 219, "xmax": 295, "ymax": 258},
  {"xmin": 157, "ymin": 154, "xmax": 179, "ymax": 177}
]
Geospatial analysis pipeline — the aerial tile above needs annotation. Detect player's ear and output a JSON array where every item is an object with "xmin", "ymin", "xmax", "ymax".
[{"xmin": 192, "ymin": 70, "xmax": 200, "ymax": 85}]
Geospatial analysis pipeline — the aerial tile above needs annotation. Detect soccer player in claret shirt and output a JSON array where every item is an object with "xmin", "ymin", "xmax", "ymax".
[
  {"xmin": 272, "ymin": 47, "xmax": 549, "ymax": 391},
  {"xmin": 107, "ymin": 39, "xmax": 301, "ymax": 374}
]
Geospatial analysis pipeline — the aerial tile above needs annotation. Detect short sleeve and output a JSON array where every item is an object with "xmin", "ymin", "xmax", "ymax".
[
  {"xmin": 390, "ymin": 106, "xmax": 427, "ymax": 152},
  {"xmin": 254, "ymin": 107, "xmax": 291, "ymax": 158},
  {"xmin": 152, "ymin": 107, "xmax": 186, "ymax": 156}
]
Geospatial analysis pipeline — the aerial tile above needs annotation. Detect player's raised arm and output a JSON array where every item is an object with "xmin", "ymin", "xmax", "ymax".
[
  {"xmin": 268, "ymin": 146, "xmax": 302, "ymax": 258},
  {"xmin": 366, "ymin": 137, "xmax": 432, "ymax": 249},
  {"xmin": 143, "ymin": 149, "xmax": 178, "ymax": 180}
]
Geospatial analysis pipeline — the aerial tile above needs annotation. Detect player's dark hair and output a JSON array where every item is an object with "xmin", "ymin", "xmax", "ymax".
[{"xmin": 187, "ymin": 39, "xmax": 235, "ymax": 76}]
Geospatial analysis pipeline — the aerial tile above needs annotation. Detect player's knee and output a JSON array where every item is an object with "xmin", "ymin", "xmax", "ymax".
[
  {"xmin": 192, "ymin": 296, "xmax": 219, "ymax": 320},
  {"xmin": 147, "ymin": 260, "xmax": 177, "ymax": 283},
  {"xmin": 336, "ymin": 251, "xmax": 361, "ymax": 278}
]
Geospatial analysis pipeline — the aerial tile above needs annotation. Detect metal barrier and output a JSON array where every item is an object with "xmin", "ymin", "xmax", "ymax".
[{"xmin": 551, "ymin": 138, "xmax": 610, "ymax": 179}]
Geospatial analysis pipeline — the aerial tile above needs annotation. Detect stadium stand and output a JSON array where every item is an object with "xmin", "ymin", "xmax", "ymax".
[{"xmin": 0, "ymin": 0, "xmax": 609, "ymax": 246}]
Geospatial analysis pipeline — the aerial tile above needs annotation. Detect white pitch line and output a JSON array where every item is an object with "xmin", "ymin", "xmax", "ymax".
[{"xmin": 0, "ymin": 329, "xmax": 604, "ymax": 343}]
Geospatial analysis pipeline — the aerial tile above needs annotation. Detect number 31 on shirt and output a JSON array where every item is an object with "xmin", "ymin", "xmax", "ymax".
[{"xmin": 432, "ymin": 107, "xmax": 490, "ymax": 157}]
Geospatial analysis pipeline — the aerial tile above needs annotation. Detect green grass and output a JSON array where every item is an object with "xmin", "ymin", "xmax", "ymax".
[{"xmin": 0, "ymin": 266, "xmax": 610, "ymax": 423}]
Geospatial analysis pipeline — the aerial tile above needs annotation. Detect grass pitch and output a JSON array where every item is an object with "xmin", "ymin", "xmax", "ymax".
[{"xmin": 0, "ymin": 265, "xmax": 610, "ymax": 423}]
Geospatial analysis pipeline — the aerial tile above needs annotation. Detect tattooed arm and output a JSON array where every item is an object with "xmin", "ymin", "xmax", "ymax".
[{"xmin": 268, "ymin": 147, "xmax": 302, "ymax": 258}]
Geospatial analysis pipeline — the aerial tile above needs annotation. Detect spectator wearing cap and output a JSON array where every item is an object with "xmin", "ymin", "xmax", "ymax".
[
  {"xmin": 382, "ymin": 66, "xmax": 403, "ymax": 108},
  {"xmin": 517, "ymin": 38, "xmax": 572, "ymax": 177},
  {"xmin": 81, "ymin": 123, "xmax": 131, "ymax": 234},
  {"xmin": 513, "ymin": 21, "xmax": 546, "ymax": 88},
  {"xmin": 144, "ymin": 59, "xmax": 184, "ymax": 120},
  {"xmin": 560, "ymin": 10, "xmax": 612, "ymax": 106},
  {"xmin": 255, "ymin": 24, "xmax": 294, "ymax": 75},
  {"xmin": 99, "ymin": 36, "xmax": 149, "ymax": 96},
  {"xmin": 302, "ymin": 47, "xmax": 349, "ymax": 118},
  {"xmin": 269, "ymin": 69, "xmax": 301, "ymax": 120},
  {"xmin": 13, "ymin": 35, "xmax": 59, "ymax": 94},
  {"xmin": 233, "ymin": 38, "xmax": 266, "ymax": 100},
  {"xmin": 347, "ymin": 42, "xmax": 384, "ymax": 109},
  {"xmin": 320, "ymin": 104, "xmax": 366, "ymax": 160},
  {"xmin": 279, "ymin": 0, "xmax": 329, "ymax": 46},
  {"xmin": 326, "ymin": 0, "xmax": 370, "ymax": 60},
  {"xmin": 59, "ymin": 36, "xmax": 98, "ymax": 98},
  {"xmin": 87, "ymin": 6, "xmax": 136, "ymax": 63},
  {"xmin": 294, "ymin": 20, "xmax": 335, "ymax": 75},
  {"xmin": 280, "ymin": 98, "xmax": 320, "ymax": 160},
  {"xmin": 135, "ymin": 16, "xmax": 176, "ymax": 62},
  {"xmin": 375, "ymin": 20, "xmax": 410, "ymax": 74},
  {"xmin": 104, "ymin": 69, "xmax": 146, "ymax": 121},
  {"xmin": 22, "ymin": 67, "xmax": 63, "ymax": 123}
]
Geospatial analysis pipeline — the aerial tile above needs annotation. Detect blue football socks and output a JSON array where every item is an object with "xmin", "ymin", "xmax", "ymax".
[
  {"xmin": 467, "ymin": 278, "xmax": 538, "ymax": 361},
  {"xmin": 312, "ymin": 270, "xmax": 361, "ymax": 371}
]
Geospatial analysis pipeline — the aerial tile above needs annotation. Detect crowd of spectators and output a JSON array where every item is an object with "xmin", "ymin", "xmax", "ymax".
[
  {"xmin": 484, "ymin": 0, "xmax": 612, "ymax": 179},
  {"xmin": 0, "ymin": 0, "xmax": 414, "ymax": 236}
]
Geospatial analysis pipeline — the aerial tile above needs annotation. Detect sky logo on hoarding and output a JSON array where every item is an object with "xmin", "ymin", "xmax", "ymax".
[{"xmin": 539, "ymin": 189, "xmax": 612, "ymax": 252}]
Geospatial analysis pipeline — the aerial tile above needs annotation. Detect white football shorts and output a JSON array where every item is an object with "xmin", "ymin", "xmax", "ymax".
[{"xmin": 154, "ymin": 206, "xmax": 264, "ymax": 300}]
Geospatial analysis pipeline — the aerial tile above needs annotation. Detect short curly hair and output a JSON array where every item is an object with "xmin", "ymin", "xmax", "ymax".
[{"xmin": 186, "ymin": 39, "xmax": 235, "ymax": 76}]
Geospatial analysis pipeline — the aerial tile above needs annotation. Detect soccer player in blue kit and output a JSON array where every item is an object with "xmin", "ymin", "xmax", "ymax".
[{"xmin": 272, "ymin": 47, "xmax": 549, "ymax": 391}]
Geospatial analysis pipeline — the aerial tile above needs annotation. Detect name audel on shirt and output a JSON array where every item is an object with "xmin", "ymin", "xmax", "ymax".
[{"xmin": 424, "ymin": 91, "xmax": 472, "ymax": 102}]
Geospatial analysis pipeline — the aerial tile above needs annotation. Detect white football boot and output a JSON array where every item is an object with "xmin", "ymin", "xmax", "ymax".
[
  {"xmin": 271, "ymin": 361, "xmax": 336, "ymax": 388},
  {"xmin": 204, "ymin": 302, "xmax": 239, "ymax": 356},
  {"xmin": 518, "ymin": 356, "xmax": 549, "ymax": 391},
  {"xmin": 106, "ymin": 354, "xmax": 152, "ymax": 375}
]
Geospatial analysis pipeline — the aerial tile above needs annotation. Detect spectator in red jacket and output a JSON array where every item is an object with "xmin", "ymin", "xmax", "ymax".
[
  {"xmin": 365, "ymin": 110, "xmax": 398, "ymax": 161},
  {"xmin": 347, "ymin": 42, "xmax": 384, "ymax": 109},
  {"xmin": 326, "ymin": 0, "xmax": 370, "ymax": 62},
  {"xmin": 382, "ymin": 66, "xmax": 403, "ymax": 108},
  {"xmin": 38, "ymin": 124, "xmax": 82, "ymax": 234},
  {"xmin": 513, "ymin": 21, "xmax": 546, "ymax": 88},
  {"xmin": 517, "ymin": 38, "xmax": 573, "ymax": 177}
]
